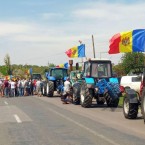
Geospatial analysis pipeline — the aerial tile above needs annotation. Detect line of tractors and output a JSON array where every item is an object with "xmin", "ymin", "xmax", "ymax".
[{"xmin": 41, "ymin": 58, "xmax": 145, "ymax": 124}]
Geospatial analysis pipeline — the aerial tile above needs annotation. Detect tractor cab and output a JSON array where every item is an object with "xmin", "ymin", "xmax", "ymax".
[
  {"xmin": 31, "ymin": 73, "xmax": 42, "ymax": 80},
  {"xmin": 49, "ymin": 68, "xmax": 68, "ymax": 80},
  {"xmin": 83, "ymin": 59, "xmax": 113, "ymax": 81}
]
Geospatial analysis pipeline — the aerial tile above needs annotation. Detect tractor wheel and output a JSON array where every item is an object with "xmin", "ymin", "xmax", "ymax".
[
  {"xmin": 142, "ymin": 90, "xmax": 145, "ymax": 123},
  {"xmin": 105, "ymin": 92, "xmax": 119, "ymax": 107},
  {"xmin": 80, "ymin": 82, "xmax": 93, "ymax": 108},
  {"xmin": 42, "ymin": 81, "xmax": 47, "ymax": 96},
  {"xmin": 46, "ymin": 81, "xmax": 54, "ymax": 97},
  {"xmin": 105, "ymin": 82, "xmax": 120, "ymax": 107},
  {"xmin": 73, "ymin": 83, "xmax": 81, "ymax": 105},
  {"xmin": 112, "ymin": 98, "xmax": 119, "ymax": 107},
  {"xmin": 97, "ymin": 100, "xmax": 105, "ymax": 105},
  {"xmin": 123, "ymin": 96, "xmax": 138, "ymax": 119},
  {"xmin": 96, "ymin": 95, "xmax": 105, "ymax": 105}
]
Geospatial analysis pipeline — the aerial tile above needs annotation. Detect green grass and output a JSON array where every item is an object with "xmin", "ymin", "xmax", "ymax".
[{"xmin": 118, "ymin": 95, "xmax": 124, "ymax": 107}]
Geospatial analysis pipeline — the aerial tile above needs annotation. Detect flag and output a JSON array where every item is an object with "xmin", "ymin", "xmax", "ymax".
[
  {"xmin": 108, "ymin": 29, "xmax": 145, "ymax": 54},
  {"xmin": 64, "ymin": 62, "xmax": 68, "ymax": 69},
  {"xmin": 56, "ymin": 64, "xmax": 64, "ymax": 68},
  {"xmin": 26, "ymin": 68, "xmax": 33, "ymax": 75},
  {"xmin": 56, "ymin": 62, "xmax": 68, "ymax": 69},
  {"xmin": 65, "ymin": 44, "xmax": 85, "ymax": 58},
  {"xmin": 29, "ymin": 68, "xmax": 33, "ymax": 75}
]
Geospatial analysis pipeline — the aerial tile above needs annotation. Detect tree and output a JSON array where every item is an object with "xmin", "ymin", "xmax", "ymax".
[
  {"xmin": 49, "ymin": 63, "xmax": 55, "ymax": 68},
  {"xmin": 0, "ymin": 66, "xmax": 7, "ymax": 75},
  {"xmin": 4, "ymin": 54, "xmax": 12, "ymax": 75},
  {"xmin": 113, "ymin": 63, "xmax": 125, "ymax": 76},
  {"xmin": 12, "ymin": 69, "xmax": 25, "ymax": 78},
  {"xmin": 121, "ymin": 52, "xmax": 144, "ymax": 74}
]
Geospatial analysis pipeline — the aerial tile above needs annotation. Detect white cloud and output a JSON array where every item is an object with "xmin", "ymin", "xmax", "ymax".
[
  {"xmin": 12, "ymin": 34, "xmax": 90, "ymax": 43},
  {"xmin": 0, "ymin": 22, "xmax": 31, "ymax": 36},
  {"xmin": 73, "ymin": 9, "xmax": 108, "ymax": 19},
  {"xmin": 1, "ymin": 1, "xmax": 145, "ymax": 66},
  {"xmin": 40, "ymin": 12, "xmax": 63, "ymax": 20},
  {"xmin": 72, "ymin": 2, "xmax": 145, "ymax": 21}
]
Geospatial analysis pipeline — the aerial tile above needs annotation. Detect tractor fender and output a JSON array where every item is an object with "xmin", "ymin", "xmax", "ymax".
[
  {"xmin": 84, "ymin": 78, "xmax": 95, "ymax": 89},
  {"xmin": 47, "ymin": 76, "xmax": 56, "ymax": 81},
  {"xmin": 125, "ymin": 88, "xmax": 139, "ymax": 103}
]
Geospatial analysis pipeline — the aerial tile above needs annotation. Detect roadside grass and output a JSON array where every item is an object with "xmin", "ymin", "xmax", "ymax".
[{"xmin": 118, "ymin": 95, "xmax": 124, "ymax": 107}]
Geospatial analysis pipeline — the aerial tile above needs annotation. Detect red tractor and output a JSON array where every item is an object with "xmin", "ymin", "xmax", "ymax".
[{"xmin": 122, "ymin": 67, "xmax": 145, "ymax": 123}]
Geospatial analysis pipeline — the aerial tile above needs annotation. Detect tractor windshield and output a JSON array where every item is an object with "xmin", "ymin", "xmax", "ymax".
[
  {"xmin": 32, "ymin": 74, "xmax": 42, "ymax": 80},
  {"xmin": 51, "ymin": 69, "xmax": 68, "ymax": 79},
  {"xmin": 91, "ymin": 62, "xmax": 111, "ymax": 78},
  {"xmin": 83, "ymin": 62, "xmax": 91, "ymax": 77}
]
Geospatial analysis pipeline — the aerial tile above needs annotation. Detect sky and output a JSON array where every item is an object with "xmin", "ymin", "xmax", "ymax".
[{"xmin": 0, "ymin": 0, "xmax": 145, "ymax": 66}]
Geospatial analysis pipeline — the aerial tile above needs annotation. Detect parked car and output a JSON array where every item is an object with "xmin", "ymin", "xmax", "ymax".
[{"xmin": 120, "ymin": 75, "xmax": 142, "ymax": 94}]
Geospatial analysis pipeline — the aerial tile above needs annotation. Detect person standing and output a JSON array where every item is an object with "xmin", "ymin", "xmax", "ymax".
[
  {"xmin": 29, "ymin": 79, "xmax": 33, "ymax": 96},
  {"xmin": 10, "ymin": 79, "xmax": 16, "ymax": 97},
  {"xmin": 36, "ymin": 79, "xmax": 41, "ymax": 97},
  {"xmin": 0, "ymin": 80, "xmax": 3, "ymax": 97},
  {"xmin": 17, "ymin": 78, "xmax": 22, "ymax": 96},
  {"xmin": 21, "ymin": 79, "xmax": 25, "ymax": 96},
  {"xmin": 33, "ymin": 79, "xmax": 37, "ymax": 95},
  {"xmin": 4, "ymin": 79, "xmax": 9, "ymax": 97}
]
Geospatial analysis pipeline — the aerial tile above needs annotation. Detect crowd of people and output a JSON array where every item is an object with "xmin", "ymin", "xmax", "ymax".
[
  {"xmin": 0, "ymin": 76, "xmax": 73, "ymax": 105},
  {"xmin": 0, "ymin": 78, "xmax": 43, "ymax": 98}
]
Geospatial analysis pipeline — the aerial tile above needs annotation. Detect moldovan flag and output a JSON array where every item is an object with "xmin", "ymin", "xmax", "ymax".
[
  {"xmin": 65, "ymin": 44, "xmax": 85, "ymax": 58},
  {"xmin": 108, "ymin": 29, "xmax": 145, "ymax": 54},
  {"xmin": 26, "ymin": 68, "xmax": 33, "ymax": 75},
  {"xmin": 56, "ymin": 62, "xmax": 68, "ymax": 69}
]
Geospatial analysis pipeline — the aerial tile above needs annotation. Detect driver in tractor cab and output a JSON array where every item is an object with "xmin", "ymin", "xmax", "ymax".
[{"xmin": 61, "ymin": 77, "xmax": 73, "ymax": 104}]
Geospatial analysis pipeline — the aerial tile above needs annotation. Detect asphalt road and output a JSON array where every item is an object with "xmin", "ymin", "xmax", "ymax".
[{"xmin": 0, "ymin": 94, "xmax": 145, "ymax": 145}]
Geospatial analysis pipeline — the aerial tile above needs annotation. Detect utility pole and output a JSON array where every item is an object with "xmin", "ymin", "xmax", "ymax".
[{"xmin": 92, "ymin": 35, "xmax": 96, "ymax": 58}]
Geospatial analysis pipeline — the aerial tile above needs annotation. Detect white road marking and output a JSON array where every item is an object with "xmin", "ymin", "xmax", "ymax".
[
  {"xmin": 4, "ymin": 101, "xmax": 8, "ymax": 105},
  {"xmin": 14, "ymin": 114, "xmax": 22, "ymax": 123},
  {"xmin": 48, "ymin": 108, "xmax": 120, "ymax": 145}
]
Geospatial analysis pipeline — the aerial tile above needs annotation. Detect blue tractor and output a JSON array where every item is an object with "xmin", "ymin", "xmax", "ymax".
[
  {"xmin": 42, "ymin": 67, "xmax": 68, "ymax": 97},
  {"xmin": 72, "ymin": 58, "xmax": 121, "ymax": 107}
]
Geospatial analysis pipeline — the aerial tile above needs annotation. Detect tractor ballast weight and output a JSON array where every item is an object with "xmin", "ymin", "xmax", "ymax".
[
  {"xmin": 124, "ymin": 89, "xmax": 138, "ymax": 103},
  {"xmin": 72, "ymin": 58, "xmax": 121, "ymax": 107},
  {"xmin": 42, "ymin": 67, "xmax": 68, "ymax": 97}
]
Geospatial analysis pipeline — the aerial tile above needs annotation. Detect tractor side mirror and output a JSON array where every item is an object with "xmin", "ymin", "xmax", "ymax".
[{"xmin": 44, "ymin": 69, "xmax": 48, "ymax": 72}]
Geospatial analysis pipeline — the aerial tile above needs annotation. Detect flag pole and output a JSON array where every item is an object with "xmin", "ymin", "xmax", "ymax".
[{"xmin": 92, "ymin": 35, "xmax": 96, "ymax": 58}]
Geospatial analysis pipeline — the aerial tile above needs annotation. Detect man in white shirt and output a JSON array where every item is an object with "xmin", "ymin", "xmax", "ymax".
[
  {"xmin": 61, "ymin": 77, "xmax": 72, "ymax": 104},
  {"xmin": 10, "ymin": 79, "xmax": 16, "ymax": 97},
  {"xmin": 36, "ymin": 79, "xmax": 42, "ymax": 96}
]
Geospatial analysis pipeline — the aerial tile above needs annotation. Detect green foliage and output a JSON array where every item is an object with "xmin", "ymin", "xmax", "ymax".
[
  {"xmin": 49, "ymin": 63, "xmax": 55, "ymax": 67},
  {"xmin": 0, "ymin": 66, "xmax": 8, "ymax": 75},
  {"xmin": 113, "ymin": 63, "xmax": 125, "ymax": 76},
  {"xmin": 4, "ymin": 54, "xmax": 12, "ymax": 75},
  {"xmin": 121, "ymin": 53, "xmax": 144, "ymax": 74},
  {"xmin": 118, "ymin": 95, "xmax": 124, "ymax": 107},
  {"xmin": 0, "ymin": 64, "xmax": 56, "ymax": 78}
]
